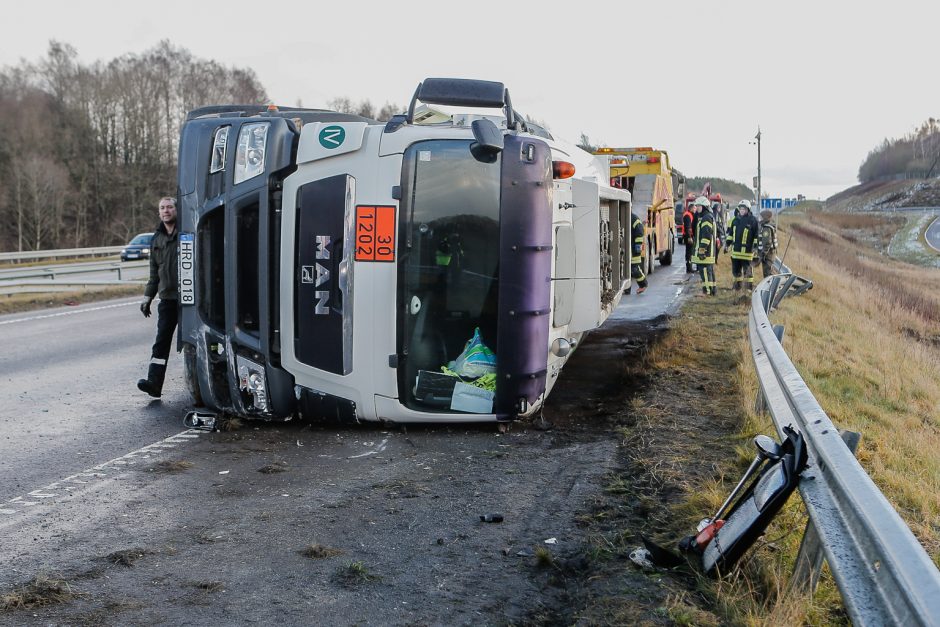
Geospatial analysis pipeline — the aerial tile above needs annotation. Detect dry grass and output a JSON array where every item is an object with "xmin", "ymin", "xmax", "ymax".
[
  {"xmin": 300, "ymin": 544, "xmax": 343, "ymax": 559},
  {"xmin": 770, "ymin": 215, "xmax": 940, "ymax": 565},
  {"xmin": 105, "ymin": 548, "xmax": 154, "ymax": 567},
  {"xmin": 0, "ymin": 575, "xmax": 81, "ymax": 610},
  {"xmin": 0, "ymin": 285, "xmax": 141, "ymax": 316},
  {"xmin": 149, "ymin": 460, "xmax": 194, "ymax": 473}
]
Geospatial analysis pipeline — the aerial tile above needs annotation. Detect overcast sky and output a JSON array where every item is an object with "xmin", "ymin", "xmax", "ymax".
[{"xmin": 5, "ymin": 0, "xmax": 938, "ymax": 200}]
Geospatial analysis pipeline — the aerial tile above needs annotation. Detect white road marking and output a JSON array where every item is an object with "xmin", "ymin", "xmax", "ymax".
[
  {"xmin": 0, "ymin": 301, "xmax": 137, "ymax": 326},
  {"xmin": 0, "ymin": 429, "xmax": 203, "ymax": 518}
]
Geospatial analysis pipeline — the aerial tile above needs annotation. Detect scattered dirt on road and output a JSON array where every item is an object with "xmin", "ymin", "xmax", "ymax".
[
  {"xmin": 3, "ymin": 272, "xmax": 782, "ymax": 625},
  {"xmin": 0, "ymin": 575, "xmax": 81, "ymax": 611},
  {"xmin": 104, "ymin": 548, "xmax": 154, "ymax": 567}
]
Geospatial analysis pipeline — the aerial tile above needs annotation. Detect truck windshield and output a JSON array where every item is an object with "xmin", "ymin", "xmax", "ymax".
[{"xmin": 397, "ymin": 139, "xmax": 501, "ymax": 412}]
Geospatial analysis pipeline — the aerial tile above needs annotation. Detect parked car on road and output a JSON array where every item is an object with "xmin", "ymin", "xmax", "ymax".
[{"xmin": 120, "ymin": 233, "xmax": 153, "ymax": 261}]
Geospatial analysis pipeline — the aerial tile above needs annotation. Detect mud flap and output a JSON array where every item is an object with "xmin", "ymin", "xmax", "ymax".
[{"xmin": 702, "ymin": 426, "xmax": 808, "ymax": 574}]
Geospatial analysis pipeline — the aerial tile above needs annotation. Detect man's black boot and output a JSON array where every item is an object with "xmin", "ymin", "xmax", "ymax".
[{"xmin": 137, "ymin": 363, "xmax": 167, "ymax": 398}]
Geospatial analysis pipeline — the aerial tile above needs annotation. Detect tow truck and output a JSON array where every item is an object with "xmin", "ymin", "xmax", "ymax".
[
  {"xmin": 175, "ymin": 78, "xmax": 632, "ymax": 424},
  {"xmin": 595, "ymin": 147, "xmax": 677, "ymax": 276}
]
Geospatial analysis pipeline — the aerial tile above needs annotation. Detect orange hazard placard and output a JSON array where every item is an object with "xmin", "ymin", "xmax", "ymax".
[{"xmin": 355, "ymin": 205, "xmax": 396, "ymax": 262}]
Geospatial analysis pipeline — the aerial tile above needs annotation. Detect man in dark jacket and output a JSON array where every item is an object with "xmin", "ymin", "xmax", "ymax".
[
  {"xmin": 726, "ymin": 200, "xmax": 759, "ymax": 293},
  {"xmin": 690, "ymin": 196, "xmax": 716, "ymax": 295},
  {"xmin": 756, "ymin": 209, "xmax": 779, "ymax": 278},
  {"xmin": 138, "ymin": 196, "xmax": 180, "ymax": 397}
]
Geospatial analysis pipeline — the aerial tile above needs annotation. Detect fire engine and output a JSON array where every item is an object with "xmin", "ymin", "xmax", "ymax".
[{"xmin": 175, "ymin": 78, "xmax": 632, "ymax": 424}]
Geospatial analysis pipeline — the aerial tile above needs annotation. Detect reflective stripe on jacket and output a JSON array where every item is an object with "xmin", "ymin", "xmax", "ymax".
[
  {"xmin": 631, "ymin": 214, "xmax": 644, "ymax": 265},
  {"xmin": 691, "ymin": 210, "xmax": 716, "ymax": 265},
  {"xmin": 726, "ymin": 213, "xmax": 759, "ymax": 260}
]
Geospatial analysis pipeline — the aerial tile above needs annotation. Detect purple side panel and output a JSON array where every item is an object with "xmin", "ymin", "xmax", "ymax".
[{"xmin": 495, "ymin": 136, "xmax": 552, "ymax": 418}]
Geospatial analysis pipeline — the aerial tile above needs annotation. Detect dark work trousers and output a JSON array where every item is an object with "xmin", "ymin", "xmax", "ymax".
[
  {"xmin": 731, "ymin": 258, "xmax": 754, "ymax": 291},
  {"xmin": 761, "ymin": 257, "xmax": 774, "ymax": 278},
  {"xmin": 151, "ymin": 298, "xmax": 179, "ymax": 361},
  {"xmin": 684, "ymin": 241, "xmax": 694, "ymax": 268}
]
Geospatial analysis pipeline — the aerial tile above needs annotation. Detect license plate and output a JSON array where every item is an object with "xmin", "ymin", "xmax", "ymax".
[
  {"xmin": 127, "ymin": 253, "xmax": 139, "ymax": 259},
  {"xmin": 179, "ymin": 233, "xmax": 195, "ymax": 305}
]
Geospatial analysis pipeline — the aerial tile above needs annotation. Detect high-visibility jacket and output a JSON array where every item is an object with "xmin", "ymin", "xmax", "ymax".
[
  {"xmin": 631, "ymin": 213, "xmax": 644, "ymax": 265},
  {"xmin": 726, "ymin": 212, "xmax": 759, "ymax": 260},
  {"xmin": 682, "ymin": 209, "xmax": 694, "ymax": 242},
  {"xmin": 691, "ymin": 209, "xmax": 716, "ymax": 265}
]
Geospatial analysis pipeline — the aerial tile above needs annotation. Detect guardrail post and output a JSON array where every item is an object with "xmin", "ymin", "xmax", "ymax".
[
  {"xmin": 117, "ymin": 265, "xmax": 123, "ymax": 281},
  {"xmin": 772, "ymin": 275, "xmax": 798, "ymax": 310},
  {"xmin": 764, "ymin": 276, "xmax": 781, "ymax": 313},
  {"xmin": 790, "ymin": 430, "xmax": 861, "ymax": 594},
  {"xmin": 755, "ymin": 326, "xmax": 786, "ymax": 414}
]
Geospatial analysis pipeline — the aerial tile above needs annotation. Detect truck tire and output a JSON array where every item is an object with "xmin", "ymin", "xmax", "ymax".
[
  {"xmin": 182, "ymin": 343, "xmax": 205, "ymax": 408},
  {"xmin": 660, "ymin": 231, "xmax": 674, "ymax": 266}
]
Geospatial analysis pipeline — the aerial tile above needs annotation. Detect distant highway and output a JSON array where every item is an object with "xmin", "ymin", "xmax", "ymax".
[{"xmin": 926, "ymin": 215, "xmax": 940, "ymax": 252}]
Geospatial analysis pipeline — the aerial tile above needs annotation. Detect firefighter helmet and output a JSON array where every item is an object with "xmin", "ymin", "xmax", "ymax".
[
  {"xmin": 693, "ymin": 196, "xmax": 709, "ymax": 207},
  {"xmin": 737, "ymin": 200, "xmax": 752, "ymax": 211}
]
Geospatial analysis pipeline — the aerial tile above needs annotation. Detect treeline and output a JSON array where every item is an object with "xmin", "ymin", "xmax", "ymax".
[
  {"xmin": 858, "ymin": 118, "xmax": 940, "ymax": 183},
  {"xmin": 685, "ymin": 176, "xmax": 753, "ymax": 199},
  {"xmin": 0, "ymin": 41, "xmax": 267, "ymax": 251}
]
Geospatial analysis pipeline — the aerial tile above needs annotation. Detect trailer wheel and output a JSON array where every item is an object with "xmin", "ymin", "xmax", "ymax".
[{"xmin": 182, "ymin": 344, "xmax": 205, "ymax": 408}]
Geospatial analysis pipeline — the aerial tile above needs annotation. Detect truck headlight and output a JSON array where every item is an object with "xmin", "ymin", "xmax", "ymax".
[
  {"xmin": 210, "ymin": 126, "xmax": 229, "ymax": 174},
  {"xmin": 234, "ymin": 123, "xmax": 268, "ymax": 184}
]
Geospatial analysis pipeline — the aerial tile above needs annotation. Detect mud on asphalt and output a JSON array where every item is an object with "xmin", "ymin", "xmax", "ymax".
[{"xmin": 1, "ymin": 312, "xmax": 729, "ymax": 626}]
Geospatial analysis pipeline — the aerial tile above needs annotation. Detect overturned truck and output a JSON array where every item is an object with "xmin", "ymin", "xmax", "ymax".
[{"xmin": 176, "ymin": 78, "xmax": 632, "ymax": 424}]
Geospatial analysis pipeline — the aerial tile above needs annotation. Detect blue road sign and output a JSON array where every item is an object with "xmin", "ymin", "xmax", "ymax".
[{"xmin": 761, "ymin": 198, "xmax": 783, "ymax": 209}]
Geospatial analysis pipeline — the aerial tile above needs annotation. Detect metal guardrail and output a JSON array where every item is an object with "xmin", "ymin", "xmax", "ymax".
[
  {"xmin": 0, "ymin": 260, "xmax": 147, "ymax": 282},
  {"xmin": 0, "ymin": 246, "xmax": 125, "ymax": 263},
  {"xmin": 749, "ymin": 264, "xmax": 940, "ymax": 625}
]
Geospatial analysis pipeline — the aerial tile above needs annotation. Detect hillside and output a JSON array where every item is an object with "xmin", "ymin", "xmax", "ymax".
[
  {"xmin": 825, "ymin": 179, "xmax": 940, "ymax": 212},
  {"xmin": 685, "ymin": 176, "xmax": 754, "ymax": 204}
]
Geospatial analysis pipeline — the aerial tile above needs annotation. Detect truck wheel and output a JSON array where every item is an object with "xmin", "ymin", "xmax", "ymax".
[
  {"xmin": 182, "ymin": 344, "xmax": 205, "ymax": 408},
  {"xmin": 660, "ymin": 230, "xmax": 674, "ymax": 265}
]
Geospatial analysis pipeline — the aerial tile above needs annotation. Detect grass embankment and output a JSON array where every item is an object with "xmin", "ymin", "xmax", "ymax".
[
  {"xmin": 0, "ymin": 285, "xmax": 142, "ymax": 316},
  {"xmin": 771, "ymin": 215, "xmax": 940, "ymax": 557},
  {"xmin": 594, "ymin": 214, "xmax": 939, "ymax": 625}
]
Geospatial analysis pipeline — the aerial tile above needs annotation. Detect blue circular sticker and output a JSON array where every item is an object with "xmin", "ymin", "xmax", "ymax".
[{"xmin": 318, "ymin": 125, "xmax": 346, "ymax": 149}]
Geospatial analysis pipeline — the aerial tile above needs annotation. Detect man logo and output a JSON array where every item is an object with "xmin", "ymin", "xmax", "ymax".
[
  {"xmin": 301, "ymin": 266, "xmax": 315, "ymax": 284},
  {"xmin": 318, "ymin": 125, "xmax": 346, "ymax": 149}
]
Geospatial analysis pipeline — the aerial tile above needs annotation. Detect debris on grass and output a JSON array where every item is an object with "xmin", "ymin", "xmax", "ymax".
[
  {"xmin": 105, "ymin": 548, "xmax": 154, "ymax": 567},
  {"xmin": 300, "ymin": 544, "xmax": 343, "ymax": 559},
  {"xmin": 0, "ymin": 575, "xmax": 81, "ymax": 610},
  {"xmin": 334, "ymin": 561, "xmax": 380, "ymax": 586}
]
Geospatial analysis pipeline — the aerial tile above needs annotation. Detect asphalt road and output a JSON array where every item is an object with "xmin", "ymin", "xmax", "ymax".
[
  {"xmin": 926, "ymin": 215, "xmax": 940, "ymax": 252},
  {"xmin": 0, "ymin": 297, "xmax": 189, "ymax": 504},
  {"xmin": 0, "ymin": 252, "xmax": 696, "ymax": 625}
]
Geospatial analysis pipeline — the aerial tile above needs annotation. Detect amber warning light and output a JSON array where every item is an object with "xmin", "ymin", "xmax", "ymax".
[{"xmin": 553, "ymin": 161, "xmax": 576, "ymax": 179}]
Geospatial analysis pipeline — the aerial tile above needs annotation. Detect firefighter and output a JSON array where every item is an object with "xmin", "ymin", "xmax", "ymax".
[
  {"xmin": 682, "ymin": 202, "xmax": 695, "ymax": 273},
  {"xmin": 726, "ymin": 200, "xmax": 759, "ymax": 294},
  {"xmin": 756, "ymin": 209, "xmax": 779, "ymax": 278},
  {"xmin": 628, "ymin": 212, "xmax": 648, "ymax": 294},
  {"xmin": 690, "ymin": 196, "xmax": 716, "ymax": 295}
]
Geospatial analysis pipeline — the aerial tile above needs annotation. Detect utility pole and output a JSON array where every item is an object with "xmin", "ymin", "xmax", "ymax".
[
  {"xmin": 750, "ymin": 127, "xmax": 762, "ymax": 212},
  {"xmin": 755, "ymin": 126, "xmax": 762, "ymax": 212}
]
